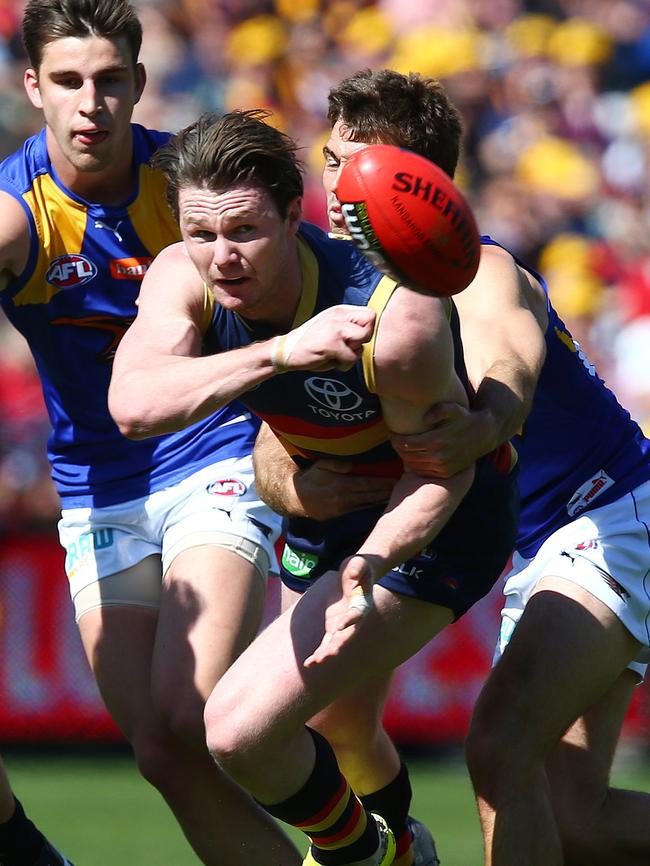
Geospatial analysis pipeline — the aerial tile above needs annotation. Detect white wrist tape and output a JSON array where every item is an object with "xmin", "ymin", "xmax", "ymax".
[
  {"xmin": 349, "ymin": 586, "xmax": 374, "ymax": 615},
  {"xmin": 270, "ymin": 313, "xmax": 326, "ymax": 373},
  {"xmin": 270, "ymin": 305, "xmax": 364, "ymax": 373}
]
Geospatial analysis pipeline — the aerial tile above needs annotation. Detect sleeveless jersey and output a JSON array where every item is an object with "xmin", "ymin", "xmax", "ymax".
[
  {"xmin": 203, "ymin": 223, "xmax": 518, "ymax": 614},
  {"xmin": 203, "ymin": 220, "xmax": 469, "ymax": 476},
  {"xmin": 0, "ymin": 125, "xmax": 258, "ymax": 507},
  {"xmin": 481, "ymin": 236, "xmax": 650, "ymax": 558}
]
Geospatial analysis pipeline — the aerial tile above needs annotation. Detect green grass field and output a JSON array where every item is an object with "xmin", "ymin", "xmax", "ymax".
[{"xmin": 5, "ymin": 747, "xmax": 650, "ymax": 865}]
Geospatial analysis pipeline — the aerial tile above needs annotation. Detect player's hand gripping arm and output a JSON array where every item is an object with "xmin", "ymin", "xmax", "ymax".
[
  {"xmin": 305, "ymin": 287, "xmax": 475, "ymax": 666},
  {"xmin": 253, "ymin": 422, "xmax": 394, "ymax": 519},
  {"xmin": 109, "ymin": 244, "xmax": 375, "ymax": 438},
  {"xmin": 391, "ymin": 244, "xmax": 547, "ymax": 478}
]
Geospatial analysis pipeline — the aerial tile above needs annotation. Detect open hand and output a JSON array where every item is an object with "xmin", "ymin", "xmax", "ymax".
[{"xmin": 304, "ymin": 555, "xmax": 379, "ymax": 667}]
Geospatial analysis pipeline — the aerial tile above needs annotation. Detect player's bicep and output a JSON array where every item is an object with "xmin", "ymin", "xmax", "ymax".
[
  {"xmin": 373, "ymin": 286, "xmax": 467, "ymax": 435},
  {"xmin": 454, "ymin": 244, "xmax": 546, "ymax": 388},
  {"xmin": 115, "ymin": 243, "xmax": 205, "ymax": 373}
]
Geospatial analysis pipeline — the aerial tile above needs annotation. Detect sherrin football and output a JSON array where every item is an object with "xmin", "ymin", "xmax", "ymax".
[{"xmin": 336, "ymin": 144, "xmax": 481, "ymax": 297}]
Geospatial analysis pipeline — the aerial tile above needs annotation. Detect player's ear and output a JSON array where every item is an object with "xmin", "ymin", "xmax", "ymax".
[
  {"xmin": 24, "ymin": 68, "xmax": 43, "ymax": 109},
  {"xmin": 133, "ymin": 62, "xmax": 146, "ymax": 104},
  {"xmin": 286, "ymin": 196, "xmax": 302, "ymax": 235}
]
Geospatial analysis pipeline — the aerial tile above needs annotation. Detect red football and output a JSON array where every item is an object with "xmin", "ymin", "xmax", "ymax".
[{"xmin": 336, "ymin": 144, "xmax": 481, "ymax": 296}]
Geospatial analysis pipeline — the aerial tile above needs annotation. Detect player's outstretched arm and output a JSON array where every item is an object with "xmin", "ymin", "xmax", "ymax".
[
  {"xmin": 305, "ymin": 287, "xmax": 474, "ymax": 666},
  {"xmin": 392, "ymin": 244, "xmax": 547, "ymax": 478},
  {"xmin": 253, "ymin": 422, "xmax": 393, "ymax": 519},
  {"xmin": 109, "ymin": 244, "xmax": 279, "ymax": 438},
  {"xmin": 110, "ymin": 247, "xmax": 376, "ymax": 439}
]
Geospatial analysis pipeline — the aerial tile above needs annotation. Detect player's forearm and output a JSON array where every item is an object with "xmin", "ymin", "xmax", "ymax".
[
  {"xmin": 109, "ymin": 341, "xmax": 276, "ymax": 439},
  {"xmin": 355, "ymin": 466, "xmax": 474, "ymax": 575},
  {"xmin": 253, "ymin": 431, "xmax": 304, "ymax": 517},
  {"xmin": 471, "ymin": 358, "xmax": 539, "ymax": 450}
]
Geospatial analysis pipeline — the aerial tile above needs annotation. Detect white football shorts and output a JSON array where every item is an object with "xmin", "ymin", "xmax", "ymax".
[
  {"xmin": 494, "ymin": 478, "xmax": 650, "ymax": 680},
  {"xmin": 58, "ymin": 457, "xmax": 282, "ymax": 621}
]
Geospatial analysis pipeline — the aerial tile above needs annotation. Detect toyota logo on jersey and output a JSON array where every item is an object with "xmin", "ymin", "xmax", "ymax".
[
  {"xmin": 207, "ymin": 478, "xmax": 247, "ymax": 497},
  {"xmin": 304, "ymin": 377, "xmax": 363, "ymax": 411},
  {"xmin": 46, "ymin": 254, "xmax": 97, "ymax": 288}
]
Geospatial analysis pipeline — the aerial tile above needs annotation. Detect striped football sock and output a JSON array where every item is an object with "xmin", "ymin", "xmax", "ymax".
[{"xmin": 262, "ymin": 727, "xmax": 380, "ymax": 865}]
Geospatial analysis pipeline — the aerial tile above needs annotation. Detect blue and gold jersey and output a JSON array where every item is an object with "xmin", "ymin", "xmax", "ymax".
[
  {"xmin": 481, "ymin": 237, "xmax": 650, "ymax": 557},
  {"xmin": 0, "ymin": 125, "xmax": 258, "ymax": 507}
]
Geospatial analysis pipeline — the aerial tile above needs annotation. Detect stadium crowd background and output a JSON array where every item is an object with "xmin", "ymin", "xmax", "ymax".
[{"xmin": 1, "ymin": 0, "xmax": 650, "ymax": 537}]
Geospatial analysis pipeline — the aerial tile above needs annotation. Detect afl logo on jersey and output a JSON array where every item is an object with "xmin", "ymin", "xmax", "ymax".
[
  {"xmin": 207, "ymin": 478, "xmax": 247, "ymax": 497},
  {"xmin": 46, "ymin": 254, "xmax": 97, "ymax": 288}
]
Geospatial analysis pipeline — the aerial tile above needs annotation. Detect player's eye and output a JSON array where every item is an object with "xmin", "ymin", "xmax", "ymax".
[
  {"xmin": 56, "ymin": 77, "xmax": 81, "ymax": 89},
  {"xmin": 191, "ymin": 230, "xmax": 216, "ymax": 241}
]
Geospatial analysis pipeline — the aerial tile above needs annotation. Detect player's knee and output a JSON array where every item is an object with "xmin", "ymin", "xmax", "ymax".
[
  {"xmin": 465, "ymin": 702, "xmax": 528, "ymax": 797},
  {"xmin": 204, "ymin": 688, "xmax": 256, "ymax": 775},
  {"xmin": 131, "ymin": 725, "xmax": 187, "ymax": 792},
  {"xmin": 153, "ymin": 681, "xmax": 206, "ymax": 749}
]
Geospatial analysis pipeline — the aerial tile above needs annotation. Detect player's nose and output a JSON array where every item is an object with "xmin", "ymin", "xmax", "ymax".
[
  {"xmin": 212, "ymin": 236, "xmax": 239, "ymax": 268},
  {"xmin": 79, "ymin": 80, "xmax": 102, "ymax": 116}
]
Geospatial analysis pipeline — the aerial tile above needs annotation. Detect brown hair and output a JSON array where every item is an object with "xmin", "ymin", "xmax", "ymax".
[
  {"xmin": 22, "ymin": 0, "xmax": 143, "ymax": 70},
  {"xmin": 152, "ymin": 110, "xmax": 304, "ymax": 221},
  {"xmin": 327, "ymin": 68, "xmax": 463, "ymax": 178}
]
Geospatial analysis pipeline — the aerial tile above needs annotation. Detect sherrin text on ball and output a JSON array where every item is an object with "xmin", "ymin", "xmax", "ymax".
[{"xmin": 336, "ymin": 144, "xmax": 481, "ymax": 296}]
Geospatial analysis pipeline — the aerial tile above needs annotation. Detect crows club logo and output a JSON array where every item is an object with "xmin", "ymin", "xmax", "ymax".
[
  {"xmin": 207, "ymin": 478, "xmax": 247, "ymax": 497},
  {"xmin": 46, "ymin": 254, "xmax": 97, "ymax": 288},
  {"xmin": 304, "ymin": 377, "xmax": 362, "ymax": 411}
]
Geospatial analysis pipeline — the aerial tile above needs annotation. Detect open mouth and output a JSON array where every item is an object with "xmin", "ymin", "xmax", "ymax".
[{"xmin": 75, "ymin": 130, "xmax": 109, "ymax": 146}]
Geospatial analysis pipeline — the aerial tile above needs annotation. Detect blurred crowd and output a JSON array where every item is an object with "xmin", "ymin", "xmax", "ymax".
[{"xmin": 2, "ymin": 0, "xmax": 650, "ymax": 532}]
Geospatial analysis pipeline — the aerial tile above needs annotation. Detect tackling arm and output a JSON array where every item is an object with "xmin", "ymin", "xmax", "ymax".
[
  {"xmin": 253, "ymin": 422, "xmax": 394, "ymax": 520},
  {"xmin": 392, "ymin": 243, "xmax": 547, "ymax": 477}
]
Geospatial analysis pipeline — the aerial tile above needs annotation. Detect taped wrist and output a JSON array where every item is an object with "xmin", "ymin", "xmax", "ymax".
[{"xmin": 270, "ymin": 315, "xmax": 321, "ymax": 373}]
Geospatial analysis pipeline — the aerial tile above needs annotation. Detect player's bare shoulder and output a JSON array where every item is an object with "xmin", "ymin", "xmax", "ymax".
[
  {"xmin": 467, "ymin": 242, "xmax": 548, "ymax": 330},
  {"xmin": 0, "ymin": 190, "xmax": 31, "ymax": 289},
  {"xmin": 138, "ymin": 240, "xmax": 205, "ymax": 309},
  {"xmin": 373, "ymin": 286, "xmax": 457, "ymax": 406}
]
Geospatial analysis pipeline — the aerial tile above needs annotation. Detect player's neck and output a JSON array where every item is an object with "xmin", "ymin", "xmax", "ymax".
[
  {"xmin": 275, "ymin": 240, "xmax": 304, "ymax": 331},
  {"xmin": 47, "ymin": 132, "xmax": 136, "ymax": 206}
]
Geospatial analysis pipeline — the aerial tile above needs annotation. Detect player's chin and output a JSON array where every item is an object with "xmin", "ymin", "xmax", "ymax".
[
  {"xmin": 212, "ymin": 278, "xmax": 253, "ymax": 303},
  {"xmin": 69, "ymin": 150, "xmax": 111, "ymax": 173}
]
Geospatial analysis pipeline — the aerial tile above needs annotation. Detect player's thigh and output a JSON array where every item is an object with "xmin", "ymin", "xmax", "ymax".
[
  {"xmin": 153, "ymin": 463, "xmax": 281, "ymax": 708},
  {"xmin": 206, "ymin": 572, "xmax": 451, "ymax": 749},
  {"xmin": 474, "ymin": 577, "xmax": 642, "ymax": 755},
  {"xmin": 547, "ymin": 668, "xmax": 637, "ymax": 812},
  {"xmin": 153, "ymin": 543, "xmax": 267, "ymax": 709},
  {"xmin": 77, "ymin": 556, "xmax": 163, "ymax": 738},
  {"xmin": 279, "ymin": 584, "xmax": 395, "ymax": 724}
]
